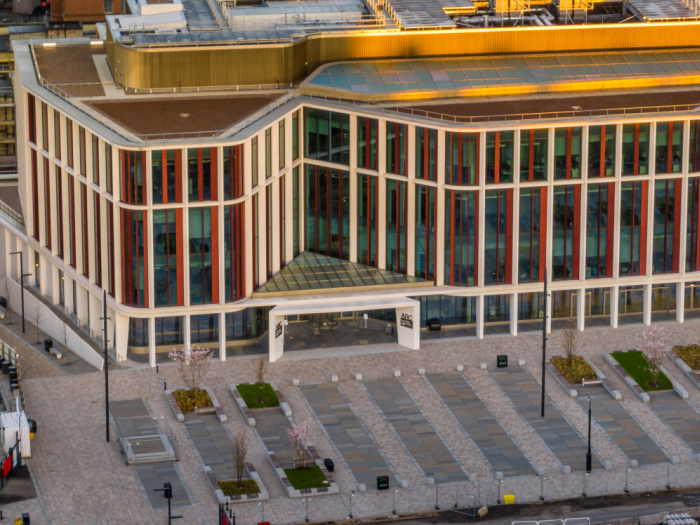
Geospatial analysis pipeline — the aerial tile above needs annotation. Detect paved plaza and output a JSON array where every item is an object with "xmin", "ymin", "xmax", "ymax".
[{"xmin": 2, "ymin": 316, "xmax": 700, "ymax": 523}]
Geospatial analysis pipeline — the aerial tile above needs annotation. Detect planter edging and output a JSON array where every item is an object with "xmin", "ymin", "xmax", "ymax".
[
  {"xmin": 164, "ymin": 389, "xmax": 185, "ymax": 422},
  {"xmin": 670, "ymin": 350, "xmax": 700, "ymax": 391},
  {"xmin": 603, "ymin": 353, "xmax": 650, "ymax": 403}
]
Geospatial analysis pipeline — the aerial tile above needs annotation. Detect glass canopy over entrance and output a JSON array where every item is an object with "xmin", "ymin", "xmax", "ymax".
[
  {"xmin": 253, "ymin": 251, "xmax": 434, "ymax": 297},
  {"xmin": 302, "ymin": 48, "xmax": 700, "ymax": 101}
]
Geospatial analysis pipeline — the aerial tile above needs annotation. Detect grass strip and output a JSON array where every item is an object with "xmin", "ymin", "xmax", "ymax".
[{"xmin": 611, "ymin": 350, "xmax": 672, "ymax": 392}]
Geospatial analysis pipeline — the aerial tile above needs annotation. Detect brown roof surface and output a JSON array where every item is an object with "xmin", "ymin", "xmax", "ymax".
[
  {"xmin": 0, "ymin": 184, "xmax": 23, "ymax": 221},
  {"xmin": 33, "ymin": 44, "xmax": 105, "ymax": 97},
  {"xmin": 88, "ymin": 94, "xmax": 283, "ymax": 138},
  {"xmin": 397, "ymin": 88, "xmax": 700, "ymax": 121}
]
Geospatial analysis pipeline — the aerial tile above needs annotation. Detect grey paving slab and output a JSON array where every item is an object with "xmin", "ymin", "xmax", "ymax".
[
  {"xmin": 184, "ymin": 413, "xmax": 245, "ymax": 483},
  {"xmin": 577, "ymin": 386, "xmax": 667, "ymax": 466},
  {"xmin": 365, "ymin": 377, "xmax": 468, "ymax": 484},
  {"xmin": 134, "ymin": 462, "xmax": 192, "ymax": 510},
  {"xmin": 110, "ymin": 398, "xmax": 160, "ymax": 437},
  {"xmin": 300, "ymin": 383, "xmax": 395, "ymax": 488},
  {"xmin": 427, "ymin": 372, "xmax": 536, "ymax": 477},
  {"xmin": 254, "ymin": 407, "xmax": 300, "ymax": 468},
  {"xmin": 650, "ymin": 391, "xmax": 700, "ymax": 454},
  {"xmin": 491, "ymin": 367, "xmax": 602, "ymax": 472}
]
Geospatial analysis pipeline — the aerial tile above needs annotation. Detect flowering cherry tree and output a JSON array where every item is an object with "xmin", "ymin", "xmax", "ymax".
[
  {"xmin": 169, "ymin": 346, "xmax": 213, "ymax": 393},
  {"xmin": 640, "ymin": 324, "xmax": 669, "ymax": 387},
  {"xmin": 287, "ymin": 420, "xmax": 312, "ymax": 469}
]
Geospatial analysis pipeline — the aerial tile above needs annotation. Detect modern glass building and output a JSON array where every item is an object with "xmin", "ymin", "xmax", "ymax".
[{"xmin": 2, "ymin": 10, "xmax": 700, "ymax": 365}]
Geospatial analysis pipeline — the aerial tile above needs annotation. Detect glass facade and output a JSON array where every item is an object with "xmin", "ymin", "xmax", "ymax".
[
  {"xmin": 152, "ymin": 150, "xmax": 181, "ymax": 204},
  {"xmin": 622, "ymin": 123, "xmax": 650, "ymax": 176},
  {"xmin": 655, "ymin": 122, "xmax": 682, "ymax": 175},
  {"xmin": 554, "ymin": 127, "xmax": 582, "ymax": 180},
  {"xmin": 619, "ymin": 180, "xmax": 648, "ymax": 276},
  {"xmin": 652, "ymin": 179, "xmax": 681, "ymax": 274},
  {"xmin": 415, "ymin": 185, "xmax": 437, "ymax": 281},
  {"xmin": 518, "ymin": 187, "xmax": 546, "ymax": 283},
  {"xmin": 304, "ymin": 108, "xmax": 350, "ymax": 165},
  {"xmin": 552, "ymin": 185, "xmax": 580, "ymax": 281},
  {"xmin": 191, "ymin": 314, "xmax": 219, "ymax": 344},
  {"xmin": 223, "ymin": 145, "xmax": 244, "ymax": 200},
  {"xmin": 691, "ymin": 121, "xmax": 700, "ymax": 173},
  {"xmin": 486, "ymin": 131, "xmax": 514, "ymax": 184},
  {"xmin": 188, "ymin": 148, "xmax": 216, "ymax": 202},
  {"xmin": 358, "ymin": 174, "xmax": 378, "ymax": 267},
  {"xmin": 688, "ymin": 177, "xmax": 700, "ymax": 272},
  {"xmin": 225, "ymin": 308, "xmax": 269, "ymax": 341},
  {"xmin": 445, "ymin": 190, "xmax": 477, "ymax": 287},
  {"xmin": 121, "ymin": 151, "xmax": 145, "ymax": 204},
  {"xmin": 121, "ymin": 209, "xmax": 147, "ymax": 307},
  {"xmin": 357, "ymin": 117, "xmax": 378, "ymax": 170},
  {"xmin": 189, "ymin": 207, "xmax": 218, "ymax": 305},
  {"xmin": 588, "ymin": 125, "xmax": 616, "ymax": 178},
  {"xmin": 446, "ymin": 132, "xmax": 478, "ymax": 185},
  {"xmin": 414, "ymin": 295, "xmax": 476, "ymax": 327},
  {"xmin": 416, "ymin": 127, "xmax": 437, "ymax": 181},
  {"xmin": 586, "ymin": 183, "xmax": 614, "ymax": 278},
  {"xmin": 386, "ymin": 178, "xmax": 407, "ymax": 274},
  {"xmin": 153, "ymin": 209, "xmax": 183, "ymax": 307},
  {"xmin": 520, "ymin": 129, "xmax": 548, "ymax": 182},
  {"xmin": 386, "ymin": 122, "xmax": 407, "ymax": 175},
  {"xmin": 304, "ymin": 164, "xmax": 350, "ymax": 260},
  {"xmin": 155, "ymin": 316, "xmax": 184, "ymax": 347},
  {"xmin": 484, "ymin": 189, "xmax": 513, "ymax": 285}
]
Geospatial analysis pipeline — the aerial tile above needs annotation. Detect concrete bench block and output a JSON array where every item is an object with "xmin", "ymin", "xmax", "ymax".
[
  {"xmin": 480, "ymin": 362, "xmax": 488, "ymax": 370},
  {"xmin": 468, "ymin": 473, "xmax": 477, "ymax": 482},
  {"xmin": 400, "ymin": 479, "xmax": 408, "ymax": 488},
  {"xmin": 247, "ymin": 417, "xmax": 256, "ymax": 427},
  {"xmin": 562, "ymin": 465, "xmax": 571, "ymax": 474},
  {"xmin": 357, "ymin": 484, "xmax": 366, "ymax": 492},
  {"xmin": 629, "ymin": 459, "xmax": 638, "ymax": 468},
  {"xmin": 456, "ymin": 364, "xmax": 464, "ymax": 372},
  {"xmin": 355, "ymin": 373, "xmax": 363, "ymax": 381},
  {"xmin": 495, "ymin": 472, "xmax": 503, "ymax": 481},
  {"xmin": 537, "ymin": 468, "xmax": 545, "ymax": 476},
  {"xmin": 605, "ymin": 461, "xmax": 613, "ymax": 471},
  {"xmin": 394, "ymin": 370, "xmax": 401, "ymax": 377},
  {"xmin": 426, "ymin": 477, "xmax": 435, "ymax": 487},
  {"xmin": 331, "ymin": 375, "xmax": 338, "ymax": 383},
  {"xmin": 672, "ymin": 455, "xmax": 680, "ymax": 464},
  {"xmin": 292, "ymin": 378, "xmax": 299, "ymax": 386},
  {"xmin": 280, "ymin": 402, "xmax": 292, "ymax": 417},
  {"xmin": 418, "ymin": 368, "xmax": 425, "ymax": 375},
  {"xmin": 518, "ymin": 359, "xmax": 525, "ymax": 367}
]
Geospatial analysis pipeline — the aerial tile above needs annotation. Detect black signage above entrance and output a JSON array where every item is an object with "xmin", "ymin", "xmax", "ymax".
[
  {"xmin": 275, "ymin": 322, "xmax": 283, "ymax": 339},
  {"xmin": 400, "ymin": 313, "xmax": 413, "ymax": 329}
]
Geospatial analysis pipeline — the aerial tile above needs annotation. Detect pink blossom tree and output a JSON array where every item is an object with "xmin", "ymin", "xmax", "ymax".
[
  {"xmin": 640, "ymin": 324, "xmax": 669, "ymax": 387},
  {"xmin": 169, "ymin": 346, "xmax": 214, "ymax": 393},
  {"xmin": 287, "ymin": 420, "xmax": 312, "ymax": 469}
]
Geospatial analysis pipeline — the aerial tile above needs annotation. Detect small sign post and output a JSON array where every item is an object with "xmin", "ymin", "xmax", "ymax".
[
  {"xmin": 377, "ymin": 475, "xmax": 389, "ymax": 490},
  {"xmin": 497, "ymin": 355, "xmax": 508, "ymax": 368}
]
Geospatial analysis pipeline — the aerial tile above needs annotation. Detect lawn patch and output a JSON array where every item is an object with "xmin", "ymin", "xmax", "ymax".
[
  {"xmin": 611, "ymin": 350, "xmax": 672, "ymax": 392},
  {"xmin": 283, "ymin": 465, "xmax": 328, "ymax": 490},
  {"xmin": 551, "ymin": 356, "xmax": 597, "ymax": 384},
  {"xmin": 219, "ymin": 479, "xmax": 260, "ymax": 496},
  {"xmin": 236, "ymin": 383, "xmax": 279, "ymax": 409},
  {"xmin": 173, "ymin": 389, "xmax": 212, "ymax": 413},
  {"xmin": 674, "ymin": 345, "xmax": 700, "ymax": 370}
]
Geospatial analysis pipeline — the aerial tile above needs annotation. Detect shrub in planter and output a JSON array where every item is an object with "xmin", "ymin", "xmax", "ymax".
[
  {"xmin": 219, "ymin": 479, "xmax": 260, "ymax": 496},
  {"xmin": 674, "ymin": 345, "xmax": 700, "ymax": 370},
  {"xmin": 551, "ymin": 356, "xmax": 597, "ymax": 384},
  {"xmin": 173, "ymin": 389, "xmax": 212, "ymax": 414}
]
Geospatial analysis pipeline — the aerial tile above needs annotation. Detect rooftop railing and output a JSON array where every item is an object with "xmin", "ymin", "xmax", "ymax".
[{"xmin": 0, "ymin": 199, "xmax": 24, "ymax": 233}]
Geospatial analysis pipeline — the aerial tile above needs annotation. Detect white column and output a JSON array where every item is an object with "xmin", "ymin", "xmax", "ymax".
[
  {"xmin": 436, "ymin": 130, "xmax": 446, "ymax": 286},
  {"xmin": 183, "ymin": 314, "xmax": 191, "ymax": 350},
  {"xmin": 612, "ymin": 180, "xmax": 621, "ymax": 279},
  {"xmin": 377, "ymin": 176, "xmax": 387, "ymax": 269},
  {"xmin": 676, "ymin": 281, "xmax": 685, "ymax": 324},
  {"xmin": 114, "ymin": 311, "xmax": 130, "ymax": 362},
  {"xmin": 577, "ymin": 287, "xmax": 586, "ymax": 331},
  {"xmin": 476, "ymin": 294, "xmax": 484, "ymax": 339},
  {"xmin": 219, "ymin": 312, "xmax": 227, "ymax": 361},
  {"xmin": 284, "ymin": 167, "xmax": 294, "ymax": 264},
  {"xmin": 244, "ymin": 141, "xmax": 254, "ymax": 296},
  {"xmin": 396, "ymin": 302, "xmax": 420, "ymax": 350},
  {"xmin": 610, "ymin": 285, "xmax": 619, "ymax": 328},
  {"xmin": 148, "ymin": 316, "xmax": 156, "ymax": 368},
  {"xmin": 579, "ymin": 180, "xmax": 588, "ymax": 280},
  {"xmin": 269, "ymin": 311, "xmax": 284, "ymax": 362},
  {"xmin": 406, "ymin": 126, "xmax": 416, "ymax": 276},
  {"xmin": 510, "ymin": 292, "xmax": 518, "ymax": 336},
  {"xmin": 271, "ymin": 179, "xmax": 281, "ymax": 274},
  {"xmin": 643, "ymin": 282, "xmax": 652, "ymax": 326},
  {"xmin": 349, "ymin": 116, "xmax": 358, "ymax": 263},
  {"xmin": 581, "ymin": 126, "xmax": 590, "ymax": 180}
]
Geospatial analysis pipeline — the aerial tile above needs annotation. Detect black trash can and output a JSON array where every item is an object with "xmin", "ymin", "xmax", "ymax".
[
  {"xmin": 10, "ymin": 381, "xmax": 18, "ymax": 391},
  {"xmin": 8, "ymin": 371, "xmax": 17, "ymax": 382},
  {"xmin": 22, "ymin": 512, "xmax": 30, "ymax": 525},
  {"xmin": 324, "ymin": 458, "xmax": 334, "ymax": 472},
  {"xmin": 1, "ymin": 361, "xmax": 9, "ymax": 374},
  {"xmin": 0, "ymin": 297, "xmax": 6, "ymax": 308},
  {"xmin": 44, "ymin": 339, "xmax": 53, "ymax": 353},
  {"xmin": 27, "ymin": 419, "xmax": 37, "ymax": 433}
]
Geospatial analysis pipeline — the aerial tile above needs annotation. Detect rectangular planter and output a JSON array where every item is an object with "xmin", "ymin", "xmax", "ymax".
[
  {"xmin": 208, "ymin": 461, "xmax": 270, "ymax": 504},
  {"xmin": 164, "ymin": 389, "xmax": 185, "ymax": 422},
  {"xmin": 603, "ymin": 353, "xmax": 650, "ymax": 403},
  {"xmin": 670, "ymin": 350, "xmax": 700, "ymax": 391}
]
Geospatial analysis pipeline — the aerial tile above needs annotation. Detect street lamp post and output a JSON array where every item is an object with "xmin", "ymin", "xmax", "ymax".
[
  {"xmin": 586, "ymin": 396, "xmax": 592, "ymax": 473},
  {"xmin": 100, "ymin": 290, "xmax": 111, "ymax": 443},
  {"xmin": 9, "ymin": 251, "xmax": 31, "ymax": 334}
]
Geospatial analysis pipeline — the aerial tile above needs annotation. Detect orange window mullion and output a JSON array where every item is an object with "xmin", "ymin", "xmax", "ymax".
[
  {"xmin": 505, "ymin": 189, "xmax": 513, "ymax": 284},
  {"xmin": 494, "ymin": 133, "xmax": 500, "ymax": 184},
  {"xmin": 211, "ymin": 150, "xmax": 218, "ymax": 201},
  {"xmin": 634, "ymin": 124, "xmax": 640, "ymax": 175},
  {"xmin": 573, "ymin": 185, "xmax": 581, "ymax": 280},
  {"xmin": 673, "ymin": 179, "xmax": 682, "ymax": 273},
  {"xmin": 176, "ymin": 209, "xmax": 184, "ymax": 305},
  {"xmin": 566, "ymin": 128, "xmax": 572, "ymax": 179}
]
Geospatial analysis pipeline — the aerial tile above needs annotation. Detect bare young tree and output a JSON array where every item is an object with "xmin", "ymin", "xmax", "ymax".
[
  {"xmin": 255, "ymin": 356, "xmax": 267, "ymax": 404},
  {"xmin": 233, "ymin": 430, "xmax": 248, "ymax": 486},
  {"xmin": 2, "ymin": 278, "xmax": 12, "ymax": 325},
  {"xmin": 561, "ymin": 318, "xmax": 579, "ymax": 366},
  {"xmin": 61, "ymin": 320, "xmax": 70, "ymax": 365},
  {"xmin": 33, "ymin": 304, "xmax": 43, "ymax": 344},
  {"xmin": 640, "ymin": 324, "xmax": 669, "ymax": 387},
  {"xmin": 169, "ymin": 346, "xmax": 213, "ymax": 393}
]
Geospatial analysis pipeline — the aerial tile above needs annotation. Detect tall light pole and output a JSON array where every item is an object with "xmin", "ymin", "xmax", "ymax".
[
  {"xmin": 9, "ymin": 251, "xmax": 31, "ymax": 334},
  {"xmin": 100, "ymin": 290, "xmax": 110, "ymax": 442},
  {"xmin": 541, "ymin": 266, "xmax": 548, "ymax": 418},
  {"xmin": 586, "ymin": 396, "xmax": 592, "ymax": 473}
]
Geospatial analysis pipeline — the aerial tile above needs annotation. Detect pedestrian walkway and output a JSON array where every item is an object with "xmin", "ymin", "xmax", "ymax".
[
  {"xmin": 254, "ymin": 408, "xmax": 299, "ymax": 468},
  {"xmin": 184, "ymin": 414, "xmax": 243, "ymax": 484},
  {"xmin": 301, "ymin": 383, "xmax": 396, "ymax": 489},
  {"xmin": 491, "ymin": 367, "xmax": 602, "ymax": 472},
  {"xmin": 650, "ymin": 391, "xmax": 700, "ymax": 453},
  {"xmin": 364, "ymin": 377, "xmax": 469, "ymax": 484},
  {"xmin": 134, "ymin": 463, "xmax": 192, "ymax": 510},
  {"xmin": 577, "ymin": 386, "xmax": 667, "ymax": 466},
  {"xmin": 427, "ymin": 372, "xmax": 536, "ymax": 477}
]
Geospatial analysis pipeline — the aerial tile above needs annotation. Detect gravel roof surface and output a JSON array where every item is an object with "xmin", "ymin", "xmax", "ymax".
[{"xmin": 33, "ymin": 43, "xmax": 105, "ymax": 97}]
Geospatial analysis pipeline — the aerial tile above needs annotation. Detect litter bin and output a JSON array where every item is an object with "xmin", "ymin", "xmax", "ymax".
[
  {"xmin": 324, "ymin": 458, "xmax": 334, "ymax": 472},
  {"xmin": 44, "ymin": 339, "xmax": 53, "ymax": 353},
  {"xmin": 0, "ymin": 297, "xmax": 6, "ymax": 308},
  {"xmin": 427, "ymin": 318, "xmax": 441, "ymax": 332},
  {"xmin": 1, "ymin": 361, "xmax": 9, "ymax": 374},
  {"xmin": 27, "ymin": 419, "xmax": 36, "ymax": 434},
  {"xmin": 22, "ymin": 512, "xmax": 30, "ymax": 525}
]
